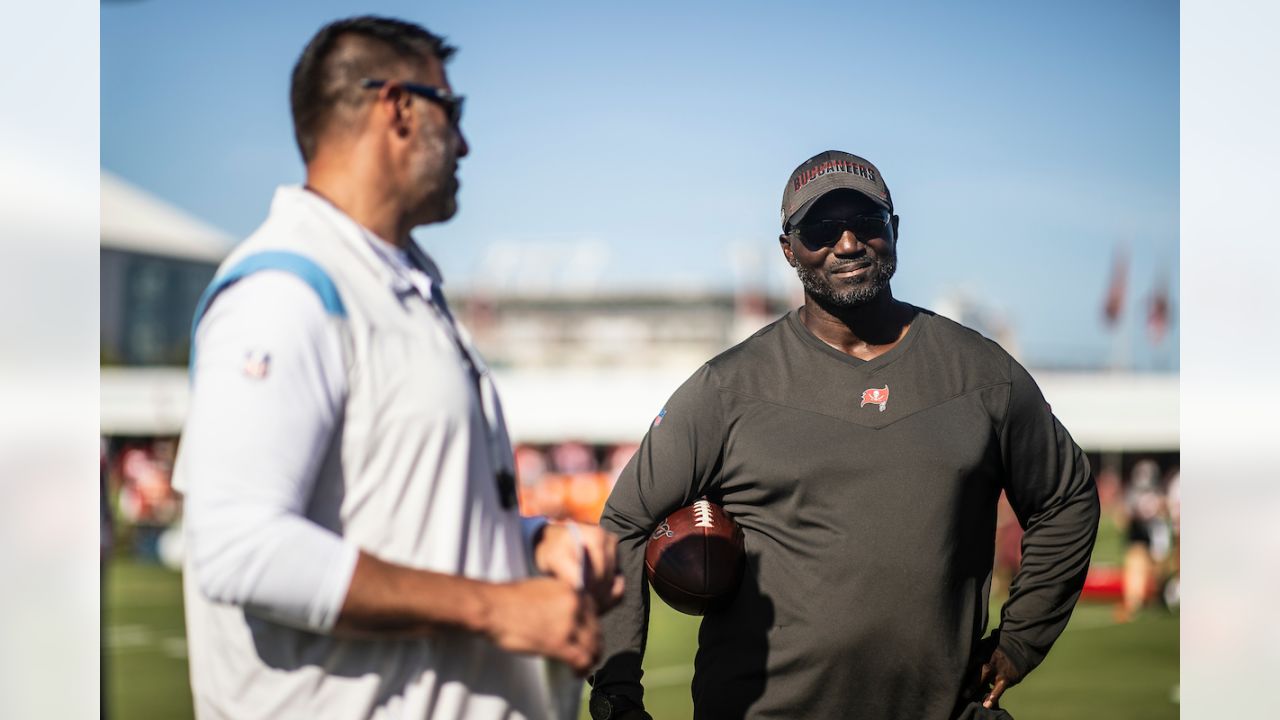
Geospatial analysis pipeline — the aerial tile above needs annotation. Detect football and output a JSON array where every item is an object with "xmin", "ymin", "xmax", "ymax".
[{"xmin": 644, "ymin": 499, "xmax": 745, "ymax": 615}]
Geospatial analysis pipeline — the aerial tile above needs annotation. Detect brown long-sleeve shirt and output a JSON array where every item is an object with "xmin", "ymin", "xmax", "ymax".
[{"xmin": 594, "ymin": 307, "xmax": 1099, "ymax": 719}]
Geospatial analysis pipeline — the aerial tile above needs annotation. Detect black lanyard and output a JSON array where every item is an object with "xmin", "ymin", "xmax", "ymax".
[{"xmin": 405, "ymin": 247, "xmax": 518, "ymax": 509}]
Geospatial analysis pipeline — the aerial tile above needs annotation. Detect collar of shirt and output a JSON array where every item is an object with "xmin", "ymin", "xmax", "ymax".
[
  {"xmin": 272, "ymin": 185, "xmax": 444, "ymax": 305},
  {"xmin": 358, "ymin": 226, "xmax": 437, "ymax": 303}
]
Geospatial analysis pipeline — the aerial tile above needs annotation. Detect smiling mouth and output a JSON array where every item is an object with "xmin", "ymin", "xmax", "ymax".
[{"xmin": 831, "ymin": 262, "xmax": 872, "ymax": 276}]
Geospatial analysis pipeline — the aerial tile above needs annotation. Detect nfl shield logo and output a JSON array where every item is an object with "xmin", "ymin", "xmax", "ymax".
[
  {"xmin": 242, "ymin": 349, "xmax": 271, "ymax": 379},
  {"xmin": 860, "ymin": 385, "xmax": 889, "ymax": 412}
]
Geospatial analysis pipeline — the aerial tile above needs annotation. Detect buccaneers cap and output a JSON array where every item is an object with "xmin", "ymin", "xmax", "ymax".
[{"xmin": 781, "ymin": 150, "xmax": 893, "ymax": 231}]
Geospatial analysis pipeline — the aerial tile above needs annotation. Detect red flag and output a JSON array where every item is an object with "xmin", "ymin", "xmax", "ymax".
[
  {"xmin": 1103, "ymin": 247, "xmax": 1127, "ymax": 328},
  {"xmin": 1148, "ymin": 275, "xmax": 1170, "ymax": 343}
]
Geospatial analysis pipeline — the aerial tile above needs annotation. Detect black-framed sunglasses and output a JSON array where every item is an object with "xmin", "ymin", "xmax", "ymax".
[
  {"xmin": 794, "ymin": 212, "xmax": 892, "ymax": 247},
  {"xmin": 361, "ymin": 78, "xmax": 465, "ymax": 127}
]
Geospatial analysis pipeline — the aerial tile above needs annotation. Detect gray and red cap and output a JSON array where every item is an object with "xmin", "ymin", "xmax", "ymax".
[{"xmin": 780, "ymin": 150, "xmax": 893, "ymax": 231}]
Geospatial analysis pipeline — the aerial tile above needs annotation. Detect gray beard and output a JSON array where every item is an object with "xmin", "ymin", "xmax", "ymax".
[{"xmin": 794, "ymin": 256, "xmax": 897, "ymax": 308}]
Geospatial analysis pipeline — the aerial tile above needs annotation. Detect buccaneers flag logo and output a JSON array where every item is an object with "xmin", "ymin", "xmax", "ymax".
[{"xmin": 860, "ymin": 385, "xmax": 889, "ymax": 412}]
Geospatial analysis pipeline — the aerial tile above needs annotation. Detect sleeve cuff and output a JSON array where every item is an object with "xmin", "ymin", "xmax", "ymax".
[
  {"xmin": 521, "ymin": 515, "xmax": 549, "ymax": 573},
  {"xmin": 309, "ymin": 542, "xmax": 360, "ymax": 632},
  {"xmin": 995, "ymin": 631, "xmax": 1034, "ymax": 678}
]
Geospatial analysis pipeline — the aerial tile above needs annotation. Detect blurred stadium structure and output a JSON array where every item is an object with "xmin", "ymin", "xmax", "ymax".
[{"xmin": 101, "ymin": 171, "xmax": 1178, "ymax": 598}]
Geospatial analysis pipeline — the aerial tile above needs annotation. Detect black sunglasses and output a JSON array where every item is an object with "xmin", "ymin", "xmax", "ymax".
[
  {"xmin": 794, "ymin": 213, "xmax": 892, "ymax": 247},
  {"xmin": 361, "ymin": 78, "xmax": 464, "ymax": 127}
]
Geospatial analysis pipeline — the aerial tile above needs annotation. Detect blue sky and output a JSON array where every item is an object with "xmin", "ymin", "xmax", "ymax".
[{"xmin": 102, "ymin": 0, "xmax": 1178, "ymax": 369}]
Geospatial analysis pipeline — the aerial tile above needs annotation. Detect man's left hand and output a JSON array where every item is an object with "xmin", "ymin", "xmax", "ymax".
[
  {"xmin": 534, "ymin": 521, "xmax": 625, "ymax": 611},
  {"xmin": 976, "ymin": 647, "xmax": 1024, "ymax": 709}
]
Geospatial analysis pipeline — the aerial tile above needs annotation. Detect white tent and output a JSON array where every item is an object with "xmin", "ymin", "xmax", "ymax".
[
  {"xmin": 101, "ymin": 171, "xmax": 234, "ymax": 262},
  {"xmin": 100, "ymin": 171, "xmax": 234, "ymax": 436},
  {"xmin": 1034, "ymin": 371, "xmax": 1178, "ymax": 452}
]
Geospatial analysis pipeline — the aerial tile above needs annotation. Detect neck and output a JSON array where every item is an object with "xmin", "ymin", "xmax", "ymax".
[
  {"xmin": 799, "ymin": 287, "xmax": 914, "ymax": 358},
  {"xmin": 305, "ymin": 145, "xmax": 410, "ymax": 248}
]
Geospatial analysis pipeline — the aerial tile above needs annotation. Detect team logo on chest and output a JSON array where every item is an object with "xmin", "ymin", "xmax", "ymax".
[{"xmin": 860, "ymin": 385, "xmax": 890, "ymax": 412}]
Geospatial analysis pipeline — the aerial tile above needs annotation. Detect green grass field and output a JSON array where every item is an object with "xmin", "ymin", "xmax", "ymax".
[
  {"xmin": 103, "ymin": 560, "xmax": 195, "ymax": 720},
  {"xmin": 104, "ymin": 555, "xmax": 1176, "ymax": 719}
]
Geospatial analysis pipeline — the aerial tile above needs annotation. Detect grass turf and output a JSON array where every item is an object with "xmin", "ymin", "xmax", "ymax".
[
  {"xmin": 609, "ymin": 600, "xmax": 1178, "ymax": 719},
  {"xmin": 103, "ymin": 560, "xmax": 194, "ymax": 719},
  {"xmin": 104, "ymin": 557, "xmax": 1176, "ymax": 720}
]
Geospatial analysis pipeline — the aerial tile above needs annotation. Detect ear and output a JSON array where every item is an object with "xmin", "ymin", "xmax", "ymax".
[
  {"xmin": 377, "ymin": 84, "xmax": 414, "ymax": 138},
  {"xmin": 779, "ymin": 233, "xmax": 797, "ymax": 267}
]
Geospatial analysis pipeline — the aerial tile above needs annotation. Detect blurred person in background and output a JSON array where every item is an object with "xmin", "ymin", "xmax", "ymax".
[
  {"xmin": 590, "ymin": 151, "xmax": 1100, "ymax": 720},
  {"xmin": 100, "ymin": 439, "xmax": 113, "ymax": 565},
  {"xmin": 514, "ymin": 444, "xmax": 550, "ymax": 516},
  {"xmin": 551, "ymin": 441, "xmax": 599, "ymax": 474},
  {"xmin": 117, "ymin": 440, "xmax": 179, "ymax": 561},
  {"xmin": 173, "ymin": 16, "xmax": 621, "ymax": 719},
  {"xmin": 1117, "ymin": 459, "xmax": 1172, "ymax": 621},
  {"xmin": 100, "ymin": 439, "xmax": 112, "ymax": 720},
  {"xmin": 1162, "ymin": 468, "xmax": 1180, "ymax": 609},
  {"xmin": 1094, "ymin": 464, "xmax": 1124, "ymax": 522},
  {"xmin": 606, "ymin": 443, "xmax": 640, "ymax": 482}
]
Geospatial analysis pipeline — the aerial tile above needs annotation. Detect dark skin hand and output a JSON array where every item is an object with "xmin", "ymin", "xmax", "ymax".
[
  {"xmin": 978, "ymin": 647, "xmax": 1024, "ymax": 708},
  {"xmin": 963, "ymin": 633, "xmax": 1025, "ymax": 710}
]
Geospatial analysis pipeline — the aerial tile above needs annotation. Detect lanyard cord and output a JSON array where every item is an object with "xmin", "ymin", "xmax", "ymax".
[
  {"xmin": 297, "ymin": 189, "xmax": 519, "ymax": 509},
  {"xmin": 406, "ymin": 248, "xmax": 518, "ymax": 509}
]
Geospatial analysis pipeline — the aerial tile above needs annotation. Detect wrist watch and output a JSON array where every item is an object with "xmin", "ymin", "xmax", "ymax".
[{"xmin": 588, "ymin": 690, "xmax": 641, "ymax": 720}]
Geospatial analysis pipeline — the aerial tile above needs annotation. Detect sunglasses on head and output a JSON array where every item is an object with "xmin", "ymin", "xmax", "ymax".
[
  {"xmin": 793, "ymin": 212, "xmax": 892, "ymax": 247},
  {"xmin": 361, "ymin": 78, "xmax": 465, "ymax": 127}
]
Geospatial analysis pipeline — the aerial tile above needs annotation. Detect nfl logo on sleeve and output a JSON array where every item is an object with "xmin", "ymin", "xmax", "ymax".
[{"xmin": 242, "ymin": 349, "xmax": 271, "ymax": 379}]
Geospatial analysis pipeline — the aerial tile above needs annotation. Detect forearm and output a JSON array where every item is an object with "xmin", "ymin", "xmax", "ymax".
[
  {"xmin": 591, "ymin": 512, "xmax": 651, "ymax": 704},
  {"xmin": 332, "ymin": 550, "xmax": 495, "ymax": 638},
  {"xmin": 189, "ymin": 511, "xmax": 509, "ymax": 641},
  {"xmin": 336, "ymin": 550, "xmax": 602, "ymax": 674},
  {"xmin": 592, "ymin": 364, "xmax": 727, "ymax": 703},
  {"xmin": 999, "ymin": 463, "xmax": 1100, "ymax": 672},
  {"xmin": 997, "ymin": 360, "xmax": 1102, "ymax": 675}
]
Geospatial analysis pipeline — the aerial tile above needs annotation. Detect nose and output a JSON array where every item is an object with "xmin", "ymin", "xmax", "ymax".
[
  {"xmin": 455, "ymin": 126, "xmax": 470, "ymax": 158},
  {"xmin": 833, "ymin": 230, "xmax": 864, "ymax": 255}
]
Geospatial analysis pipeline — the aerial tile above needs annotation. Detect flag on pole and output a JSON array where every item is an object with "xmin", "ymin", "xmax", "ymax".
[
  {"xmin": 1148, "ymin": 273, "xmax": 1170, "ymax": 344},
  {"xmin": 1103, "ymin": 247, "xmax": 1127, "ymax": 328}
]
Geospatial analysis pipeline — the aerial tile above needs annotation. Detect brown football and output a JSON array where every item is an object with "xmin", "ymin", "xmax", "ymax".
[{"xmin": 644, "ymin": 499, "xmax": 745, "ymax": 615}]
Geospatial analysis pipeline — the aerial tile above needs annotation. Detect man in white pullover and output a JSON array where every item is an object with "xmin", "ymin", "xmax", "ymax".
[{"xmin": 173, "ymin": 16, "xmax": 622, "ymax": 720}]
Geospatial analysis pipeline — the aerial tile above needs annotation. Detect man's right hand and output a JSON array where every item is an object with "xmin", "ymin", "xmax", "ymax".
[
  {"xmin": 533, "ymin": 521, "xmax": 625, "ymax": 612},
  {"xmin": 483, "ymin": 577, "xmax": 601, "ymax": 675}
]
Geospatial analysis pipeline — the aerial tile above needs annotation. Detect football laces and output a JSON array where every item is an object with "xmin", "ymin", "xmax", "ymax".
[{"xmin": 692, "ymin": 500, "xmax": 715, "ymax": 528}]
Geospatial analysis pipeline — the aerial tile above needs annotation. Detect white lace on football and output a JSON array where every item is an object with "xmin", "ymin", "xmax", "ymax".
[{"xmin": 693, "ymin": 500, "xmax": 715, "ymax": 528}]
